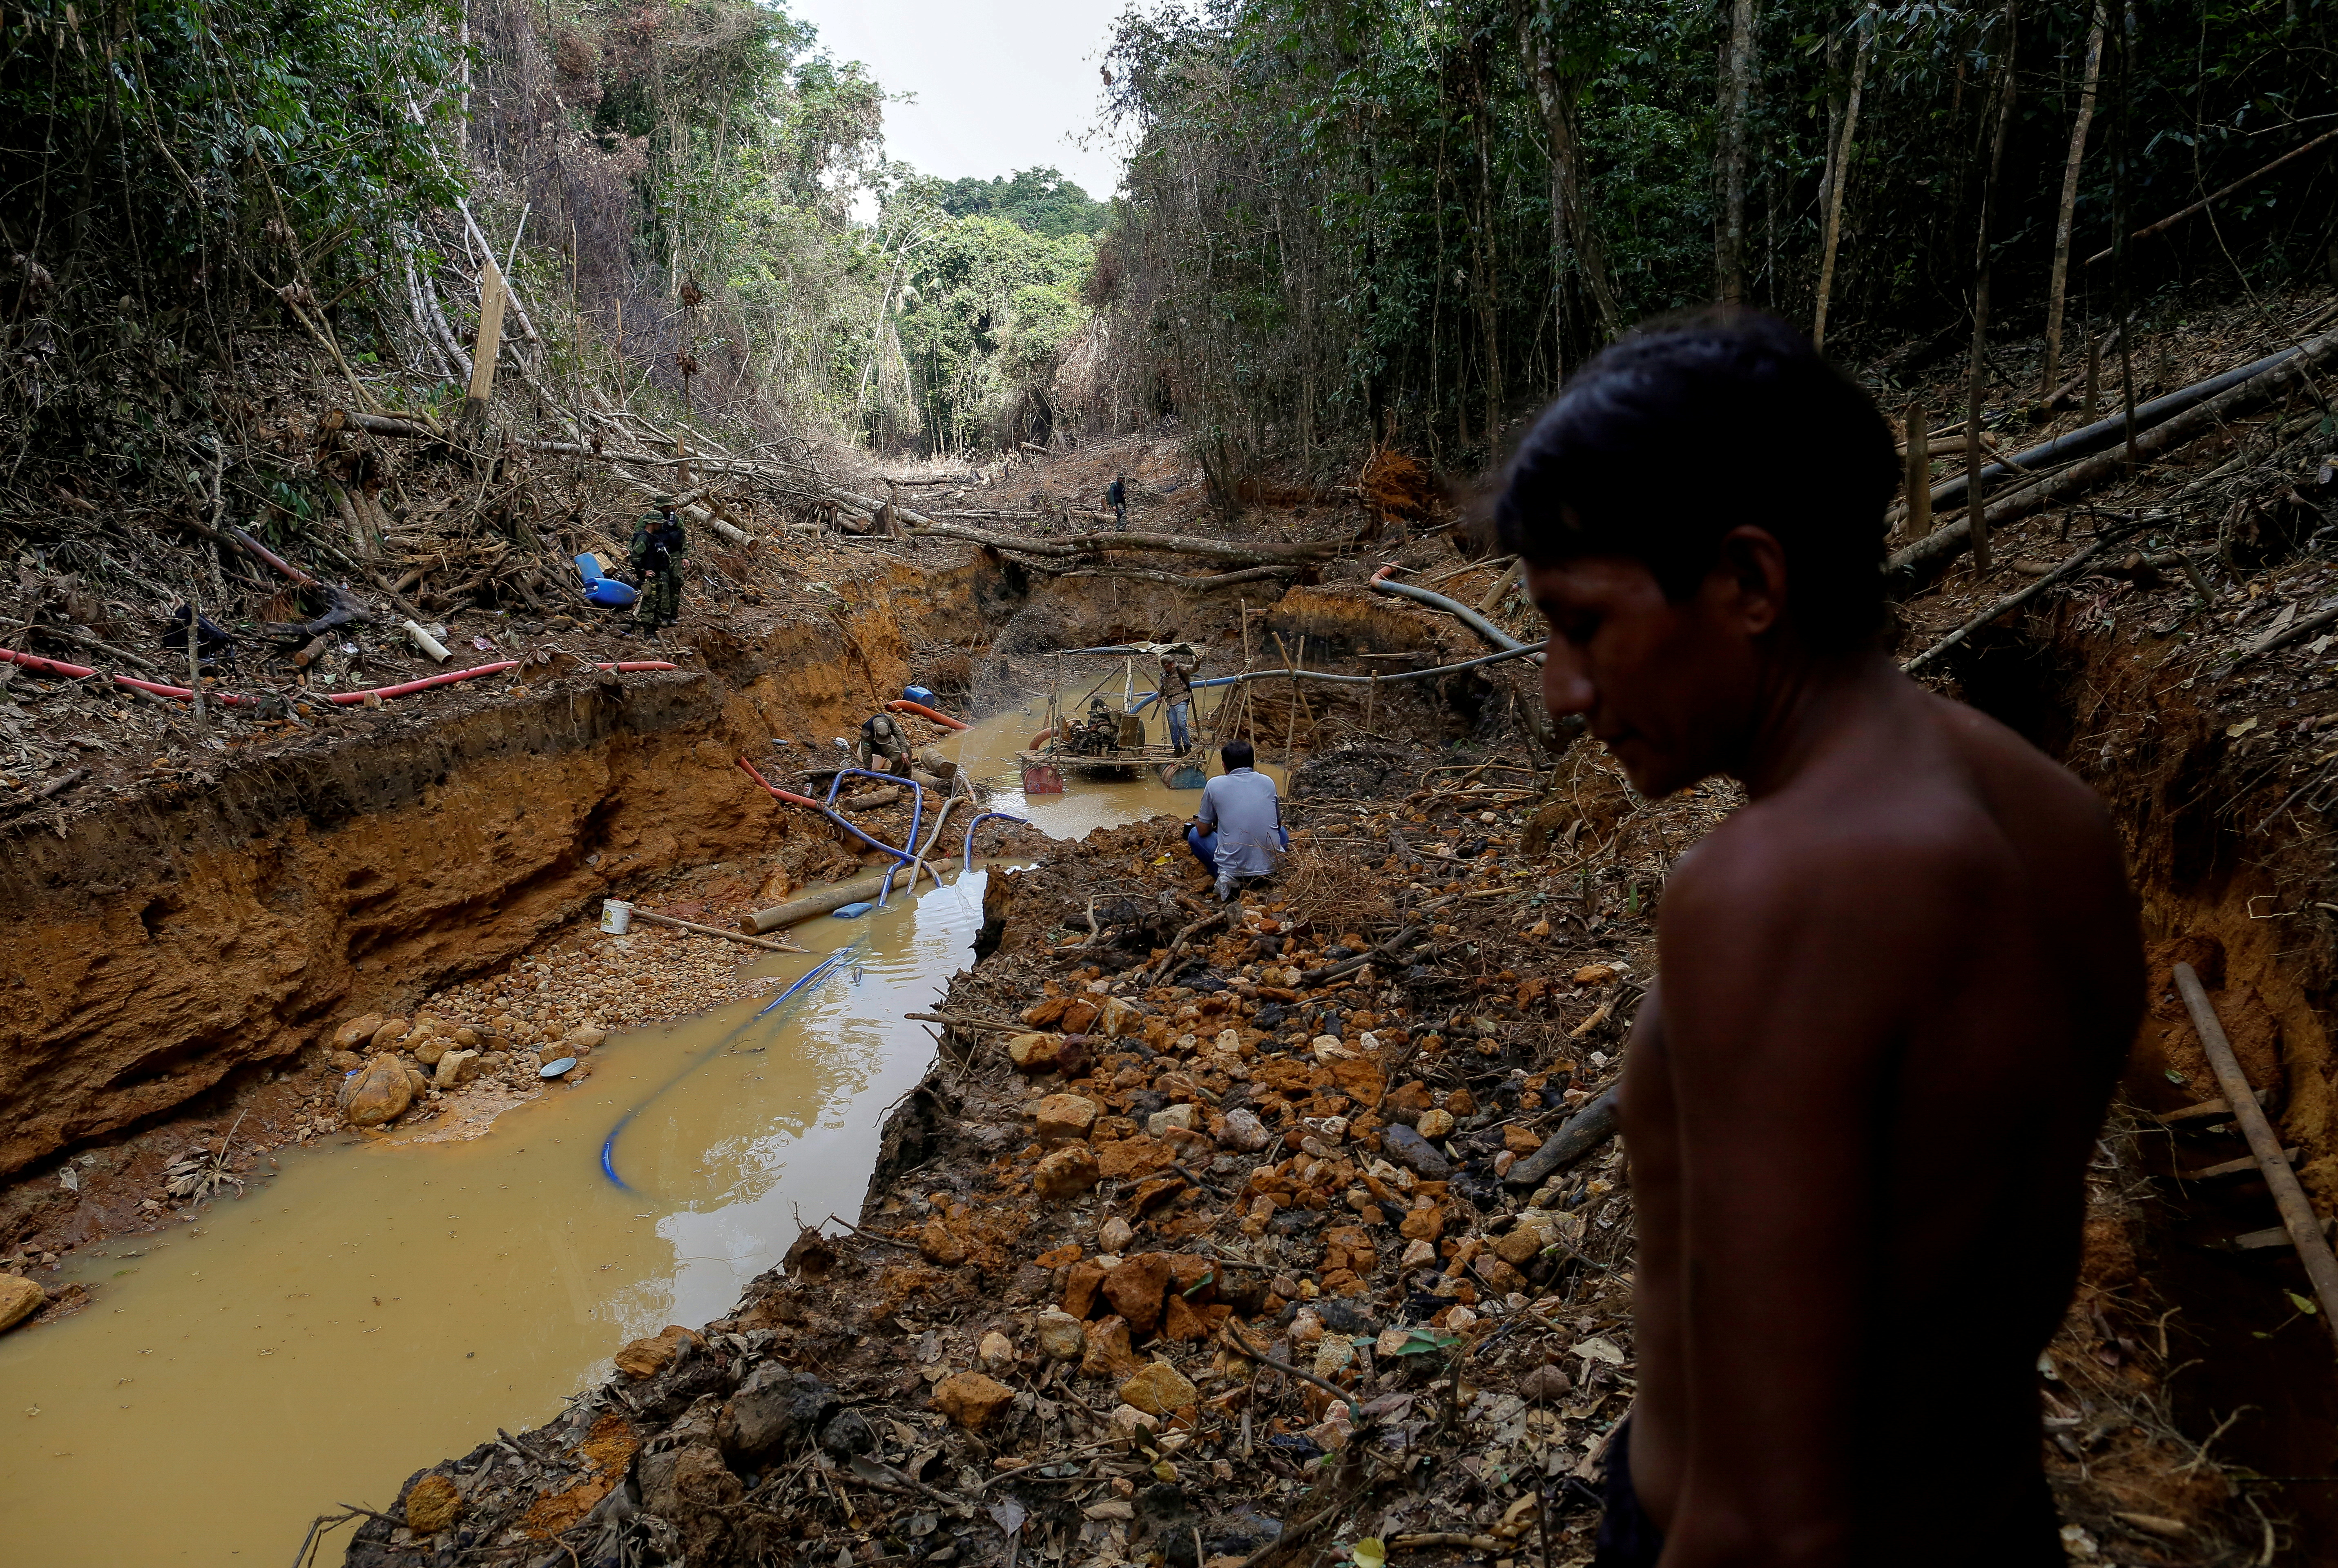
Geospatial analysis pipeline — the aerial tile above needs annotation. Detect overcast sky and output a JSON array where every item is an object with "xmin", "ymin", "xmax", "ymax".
[{"xmin": 787, "ymin": 0, "xmax": 1134, "ymax": 201}]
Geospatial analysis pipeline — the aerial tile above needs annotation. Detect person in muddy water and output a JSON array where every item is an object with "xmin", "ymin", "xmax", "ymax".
[{"xmin": 1495, "ymin": 309, "xmax": 2141, "ymax": 1568}]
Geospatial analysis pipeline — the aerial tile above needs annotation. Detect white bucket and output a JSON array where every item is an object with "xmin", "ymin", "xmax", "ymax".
[{"xmin": 600, "ymin": 899, "xmax": 634, "ymax": 935}]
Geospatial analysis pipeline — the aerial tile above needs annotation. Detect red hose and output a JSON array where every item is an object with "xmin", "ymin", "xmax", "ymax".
[
  {"xmin": 2, "ymin": 646, "xmax": 676, "ymax": 712},
  {"xmin": 0, "ymin": 648, "xmax": 96, "ymax": 678},
  {"xmin": 3, "ymin": 648, "xmax": 257, "ymax": 706},
  {"xmin": 325, "ymin": 661, "xmax": 519, "ymax": 705},
  {"xmin": 886, "ymin": 698, "xmax": 969, "ymax": 731},
  {"xmin": 321, "ymin": 659, "xmax": 673, "ymax": 706},
  {"xmin": 737, "ymin": 755, "xmax": 824, "ymax": 809}
]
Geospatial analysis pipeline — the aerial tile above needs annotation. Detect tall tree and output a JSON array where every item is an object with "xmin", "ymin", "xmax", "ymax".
[
  {"xmin": 1812, "ymin": 4, "xmax": 1876, "ymax": 352},
  {"xmin": 1714, "ymin": 0, "xmax": 1757, "ymax": 303},
  {"xmin": 1514, "ymin": 0, "xmax": 1623, "ymax": 342},
  {"xmin": 2042, "ymin": 2, "xmax": 2108, "ymax": 395},
  {"xmin": 1963, "ymin": 0, "xmax": 2021, "ymax": 572}
]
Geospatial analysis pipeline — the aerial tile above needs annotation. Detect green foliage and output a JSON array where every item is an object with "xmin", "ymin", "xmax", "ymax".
[
  {"xmin": 0, "ymin": 0, "xmax": 464, "ymax": 287},
  {"xmin": 1093, "ymin": 0, "xmax": 2338, "ymax": 468},
  {"xmin": 890, "ymin": 210, "xmax": 1095, "ymax": 452},
  {"xmin": 932, "ymin": 167, "xmax": 1113, "ymax": 238}
]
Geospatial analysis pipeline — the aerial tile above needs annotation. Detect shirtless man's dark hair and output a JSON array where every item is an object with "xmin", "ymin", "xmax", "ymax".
[{"xmin": 1498, "ymin": 310, "xmax": 2142, "ymax": 1567}]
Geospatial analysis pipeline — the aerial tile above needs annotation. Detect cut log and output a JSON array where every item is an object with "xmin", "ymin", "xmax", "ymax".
[
  {"xmin": 1045, "ymin": 564, "xmax": 1303, "ymax": 590},
  {"xmin": 1889, "ymin": 327, "xmax": 2338, "ymax": 584},
  {"xmin": 910, "ymin": 519, "xmax": 1343, "ymax": 565},
  {"xmin": 321, "ymin": 408, "xmax": 435, "ymax": 440}
]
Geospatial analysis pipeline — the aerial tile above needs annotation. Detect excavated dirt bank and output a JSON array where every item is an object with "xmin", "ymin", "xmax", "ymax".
[{"xmin": 0, "ymin": 553, "xmax": 1001, "ymax": 1183}]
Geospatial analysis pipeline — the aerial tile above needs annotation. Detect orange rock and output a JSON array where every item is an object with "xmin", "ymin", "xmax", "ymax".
[
  {"xmin": 1118, "ymin": 1359, "xmax": 1199, "ymax": 1417},
  {"xmin": 1444, "ymin": 1089, "xmax": 1477, "ymax": 1116},
  {"xmin": 1035, "ymin": 1243, "xmax": 1082, "ymax": 1269},
  {"xmin": 1572, "ymin": 963, "xmax": 1618, "ymax": 987},
  {"xmin": 1060, "ymin": 999, "xmax": 1100, "ymax": 1034},
  {"xmin": 918, "ymin": 1218, "xmax": 968, "ymax": 1266},
  {"xmin": 1323, "ymin": 1225, "xmax": 1377, "ymax": 1274},
  {"xmin": 1032, "ymin": 1093, "xmax": 1099, "ymax": 1144},
  {"xmin": 1160, "ymin": 1292, "xmax": 1212, "ymax": 1342},
  {"xmin": 1329, "ymin": 1058, "xmax": 1386, "ymax": 1107},
  {"xmin": 1024, "ymin": 996, "xmax": 1073, "ymax": 1027},
  {"xmin": 1096, "ymin": 1134, "xmax": 1175, "ymax": 1181},
  {"xmin": 933, "ymin": 1370, "xmax": 1017, "ymax": 1429},
  {"xmin": 1033, "ymin": 1144, "xmax": 1101, "ymax": 1200},
  {"xmin": 1166, "ymin": 1254, "xmax": 1216, "ymax": 1298},
  {"xmin": 1080, "ymin": 1314, "xmax": 1142, "ymax": 1379},
  {"xmin": 1504, "ymin": 1125, "xmax": 1543, "ymax": 1155},
  {"xmin": 1103, "ymin": 1252, "xmax": 1173, "ymax": 1335},
  {"xmin": 1384, "ymin": 1080, "xmax": 1433, "ymax": 1116},
  {"xmin": 1063, "ymin": 1258, "xmax": 1110, "ymax": 1318},
  {"xmin": 1129, "ymin": 1175, "xmax": 1187, "ymax": 1215},
  {"xmin": 1399, "ymin": 1206, "xmax": 1447, "ymax": 1242},
  {"xmin": 614, "ymin": 1324, "xmax": 702, "ymax": 1379}
]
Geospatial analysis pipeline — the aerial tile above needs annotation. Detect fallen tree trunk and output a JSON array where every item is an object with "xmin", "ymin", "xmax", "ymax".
[
  {"xmin": 910, "ymin": 519, "xmax": 1344, "ymax": 564},
  {"xmin": 1892, "ymin": 336, "xmax": 2314, "ymax": 526},
  {"xmin": 1889, "ymin": 327, "xmax": 2338, "ymax": 584},
  {"xmin": 1044, "ymin": 564, "xmax": 1303, "ymax": 590},
  {"xmin": 320, "ymin": 408, "xmax": 436, "ymax": 440}
]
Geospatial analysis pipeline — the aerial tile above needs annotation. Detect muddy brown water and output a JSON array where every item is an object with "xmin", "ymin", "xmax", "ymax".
[{"xmin": 0, "ymin": 690, "xmax": 1274, "ymax": 1563}]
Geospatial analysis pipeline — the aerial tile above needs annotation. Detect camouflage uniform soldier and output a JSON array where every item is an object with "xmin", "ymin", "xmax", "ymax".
[{"xmin": 627, "ymin": 496, "xmax": 687, "ymax": 630}]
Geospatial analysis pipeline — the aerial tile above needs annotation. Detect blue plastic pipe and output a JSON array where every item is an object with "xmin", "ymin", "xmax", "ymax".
[
  {"xmin": 961, "ymin": 811, "xmax": 1030, "ymax": 873},
  {"xmin": 824, "ymin": 767, "xmax": 924, "ymax": 907},
  {"xmin": 598, "ymin": 945, "xmax": 858, "ymax": 1189}
]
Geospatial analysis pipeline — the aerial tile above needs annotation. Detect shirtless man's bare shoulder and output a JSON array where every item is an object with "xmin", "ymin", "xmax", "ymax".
[{"xmin": 1498, "ymin": 312, "xmax": 2141, "ymax": 1568}]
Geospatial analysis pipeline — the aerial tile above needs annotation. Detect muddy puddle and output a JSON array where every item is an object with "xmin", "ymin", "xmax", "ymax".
[{"xmin": 0, "ymin": 687, "xmax": 1268, "ymax": 1563}]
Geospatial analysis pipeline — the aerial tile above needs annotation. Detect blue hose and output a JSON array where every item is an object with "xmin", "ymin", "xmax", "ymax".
[
  {"xmin": 961, "ymin": 811, "xmax": 1030, "ymax": 873},
  {"xmin": 825, "ymin": 767, "xmax": 924, "ymax": 908},
  {"xmin": 598, "ymin": 945, "xmax": 859, "ymax": 1190}
]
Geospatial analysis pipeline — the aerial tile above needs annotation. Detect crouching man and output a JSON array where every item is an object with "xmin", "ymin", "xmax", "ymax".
[
  {"xmin": 1185, "ymin": 739, "xmax": 1287, "ymax": 902},
  {"xmin": 1497, "ymin": 310, "xmax": 2142, "ymax": 1568}
]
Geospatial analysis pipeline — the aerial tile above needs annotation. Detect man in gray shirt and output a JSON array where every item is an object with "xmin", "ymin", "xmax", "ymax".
[{"xmin": 1186, "ymin": 739, "xmax": 1287, "ymax": 901}]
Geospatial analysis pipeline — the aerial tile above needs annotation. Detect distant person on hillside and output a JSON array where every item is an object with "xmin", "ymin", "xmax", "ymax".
[
  {"xmin": 627, "ymin": 497, "xmax": 686, "ymax": 631},
  {"xmin": 1106, "ymin": 473, "xmax": 1127, "ymax": 530},
  {"xmin": 1498, "ymin": 308, "xmax": 2140, "ymax": 1567},
  {"xmin": 1186, "ymin": 739, "xmax": 1286, "ymax": 901},
  {"xmin": 1157, "ymin": 649, "xmax": 1199, "ymax": 753}
]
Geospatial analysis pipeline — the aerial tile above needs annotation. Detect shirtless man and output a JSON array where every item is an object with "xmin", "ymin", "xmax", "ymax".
[{"xmin": 1495, "ymin": 311, "xmax": 2141, "ymax": 1566}]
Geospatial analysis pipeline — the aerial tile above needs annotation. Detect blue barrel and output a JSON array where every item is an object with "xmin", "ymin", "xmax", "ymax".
[
  {"xmin": 904, "ymin": 685, "xmax": 936, "ymax": 705},
  {"xmin": 832, "ymin": 901, "xmax": 875, "ymax": 919}
]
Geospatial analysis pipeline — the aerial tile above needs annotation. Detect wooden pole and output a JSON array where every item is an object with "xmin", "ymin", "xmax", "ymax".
[
  {"xmin": 622, "ymin": 906, "xmax": 807, "ymax": 954},
  {"xmin": 463, "ymin": 256, "xmax": 509, "ymax": 431},
  {"xmin": 185, "ymin": 588, "xmax": 208, "ymax": 741},
  {"xmin": 2172, "ymin": 964, "xmax": 2338, "ymax": 1354},
  {"xmin": 1283, "ymin": 637, "xmax": 1301, "ymax": 764},
  {"xmin": 1901, "ymin": 402, "xmax": 1930, "ymax": 543}
]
